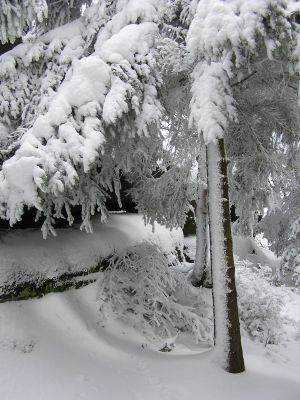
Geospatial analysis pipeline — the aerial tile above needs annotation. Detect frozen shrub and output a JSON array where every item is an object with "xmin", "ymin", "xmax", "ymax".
[
  {"xmin": 98, "ymin": 243, "xmax": 211, "ymax": 344},
  {"xmin": 236, "ymin": 260, "xmax": 289, "ymax": 346}
]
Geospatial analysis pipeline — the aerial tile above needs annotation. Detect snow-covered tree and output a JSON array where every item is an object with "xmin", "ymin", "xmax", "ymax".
[
  {"xmin": 227, "ymin": 60, "xmax": 300, "ymax": 238},
  {"xmin": 42, "ymin": 0, "xmax": 92, "ymax": 32},
  {"xmin": 262, "ymin": 155, "xmax": 300, "ymax": 286},
  {"xmin": 0, "ymin": 0, "xmax": 91, "ymax": 46},
  {"xmin": 186, "ymin": 0, "xmax": 300, "ymax": 373},
  {"xmin": 117, "ymin": 0, "xmax": 300, "ymax": 372},
  {"xmin": 0, "ymin": 0, "xmax": 47, "ymax": 44},
  {"xmin": 150, "ymin": 1, "xmax": 212, "ymax": 286},
  {"xmin": 189, "ymin": 153, "xmax": 210, "ymax": 287},
  {"xmin": 0, "ymin": 0, "xmax": 164, "ymax": 236}
]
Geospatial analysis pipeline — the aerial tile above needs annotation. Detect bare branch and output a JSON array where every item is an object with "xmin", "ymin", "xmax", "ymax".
[{"xmin": 231, "ymin": 70, "xmax": 257, "ymax": 88}]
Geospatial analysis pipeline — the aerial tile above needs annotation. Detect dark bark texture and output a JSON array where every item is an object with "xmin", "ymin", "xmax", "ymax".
[
  {"xmin": 207, "ymin": 139, "xmax": 245, "ymax": 373},
  {"xmin": 218, "ymin": 138, "xmax": 245, "ymax": 373},
  {"xmin": 191, "ymin": 186, "xmax": 209, "ymax": 287}
]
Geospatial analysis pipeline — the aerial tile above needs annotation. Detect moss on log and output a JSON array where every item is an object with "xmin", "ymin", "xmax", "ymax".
[{"xmin": 0, "ymin": 258, "xmax": 111, "ymax": 303}]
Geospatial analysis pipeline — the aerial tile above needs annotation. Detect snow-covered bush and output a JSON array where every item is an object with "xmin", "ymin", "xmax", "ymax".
[
  {"xmin": 236, "ymin": 260, "xmax": 289, "ymax": 346},
  {"xmin": 98, "ymin": 243, "xmax": 211, "ymax": 344}
]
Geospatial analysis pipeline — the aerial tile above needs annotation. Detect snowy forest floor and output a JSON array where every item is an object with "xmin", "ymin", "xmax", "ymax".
[
  {"xmin": 0, "ymin": 216, "xmax": 299, "ymax": 399},
  {"xmin": 1, "ymin": 266, "xmax": 300, "ymax": 399},
  {"xmin": 0, "ymin": 282, "xmax": 300, "ymax": 400}
]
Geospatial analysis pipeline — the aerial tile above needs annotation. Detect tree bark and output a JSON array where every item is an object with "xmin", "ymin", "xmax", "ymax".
[
  {"xmin": 206, "ymin": 138, "xmax": 245, "ymax": 374},
  {"xmin": 204, "ymin": 221, "xmax": 212, "ymax": 287},
  {"xmin": 191, "ymin": 159, "xmax": 208, "ymax": 286}
]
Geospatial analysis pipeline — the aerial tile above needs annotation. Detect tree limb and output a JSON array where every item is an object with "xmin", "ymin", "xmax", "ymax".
[{"xmin": 231, "ymin": 70, "xmax": 257, "ymax": 88}]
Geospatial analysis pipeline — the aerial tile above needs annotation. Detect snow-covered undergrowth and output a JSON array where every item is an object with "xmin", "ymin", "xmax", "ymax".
[
  {"xmin": 236, "ymin": 260, "xmax": 292, "ymax": 346},
  {"xmin": 98, "ymin": 243, "xmax": 212, "ymax": 346},
  {"xmin": 97, "ymin": 235, "xmax": 298, "ymax": 351},
  {"xmin": 1, "ymin": 223, "xmax": 298, "ymax": 355},
  {"xmin": 233, "ymin": 235, "xmax": 280, "ymax": 273},
  {"xmin": 234, "ymin": 246, "xmax": 300, "ymax": 349},
  {"xmin": 180, "ymin": 236, "xmax": 299, "ymax": 349},
  {"xmin": 0, "ymin": 235, "xmax": 299, "ymax": 399}
]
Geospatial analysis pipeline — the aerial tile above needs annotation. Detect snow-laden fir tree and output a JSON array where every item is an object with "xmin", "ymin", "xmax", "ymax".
[
  {"xmin": 227, "ymin": 60, "xmax": 300, "ymax": 239},
  {"xmin": 155, "ymin": 0, "xmax": 300, "ymax": 291},
  {"xmin": 131, "ymin": 0, "xmax": 212, "ymax": 287},
  {"xmin": 0, "ymin": 0, "xmax": 47, "ymax": 44},
  {"xmin": 0, "ymin": 0, "xmax": 92, "ymax": 46},
  {"xmin": 186, "ymin": 0, "xmax": 300, "ymax": 373},
  {"xmin": 0, "ymin": 0, "xmax": 164, "ymax": 236},
  {"xmin": 263, "ymin": 152, "xmax": 300, "ymax": 286}
]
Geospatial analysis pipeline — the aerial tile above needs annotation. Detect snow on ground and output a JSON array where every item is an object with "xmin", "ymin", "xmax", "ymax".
[
  {"xmin": 0, "ymin": 230, "xmax": 299, "ymax": 399},
  {"xmin": 233, "ymin": 235, "xmax": 280, "ymax": 272},
  {"xmin": 0, "ymin": 213, "xmax": 183, "ymax": 287},
  {"xmin": 185, "ymin": 234, "xmax": 280, "ymax": 271},
  {"xmin": 0, "ymin": 282, "xmax": 300, "ymax": 400}
]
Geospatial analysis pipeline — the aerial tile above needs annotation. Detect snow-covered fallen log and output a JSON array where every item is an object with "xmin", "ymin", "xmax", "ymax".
[{"xmin": 0, "ymin": 214, "xmax": 183, "ymax": 302}]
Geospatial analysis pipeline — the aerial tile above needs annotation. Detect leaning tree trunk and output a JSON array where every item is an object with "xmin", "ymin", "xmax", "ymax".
[
  {"xmin": 191, "ymin": 159, "xmax": 208, "ymax": 287},
  {"xmin": 206, "ymin": 138, "xmax": 245, "ymax": 374},
  {"xmin": 204, "ymin": 221, "xmax": 212, "ymax": 287}
]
